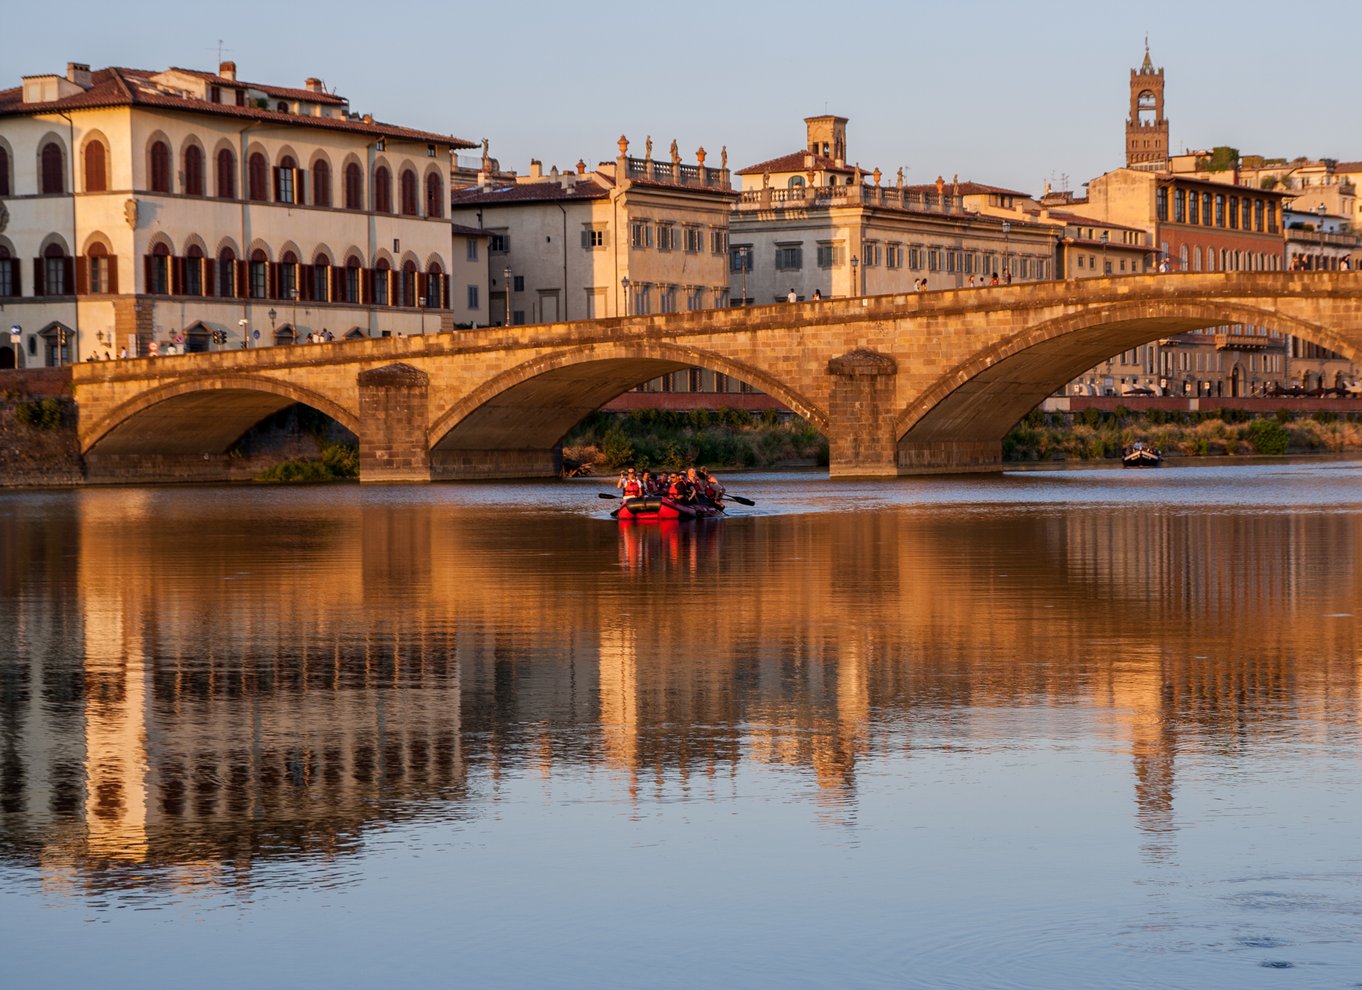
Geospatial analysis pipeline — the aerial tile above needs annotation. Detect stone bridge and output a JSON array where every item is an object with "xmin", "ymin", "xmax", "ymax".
[{"xmin": 68, "ymin": 272, "xmax": 1362, "ymax": 482}]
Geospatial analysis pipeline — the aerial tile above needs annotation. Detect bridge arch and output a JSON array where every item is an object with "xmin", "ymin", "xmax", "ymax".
[
  {"xmin": 896, "ymin": 296, "xmax": 1360, "ymax": 447},
  {"xmin": 427, "ymin": 340, "xmax": 829, "ymax": 456},
  {"xmin": 81, "ymin": 373, "xmax": 361, "ymax": 458}
]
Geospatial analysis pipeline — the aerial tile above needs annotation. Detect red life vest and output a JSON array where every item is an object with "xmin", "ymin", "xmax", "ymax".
[{"xmin": 624, "ymin": 478, "xmax": 642, "ymax": 497}]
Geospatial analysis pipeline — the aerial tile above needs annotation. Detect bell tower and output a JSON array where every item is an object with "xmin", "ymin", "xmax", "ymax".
[{"xmin": 1125, "ymin": 39, "xmax": 1168, "ymax": 169}]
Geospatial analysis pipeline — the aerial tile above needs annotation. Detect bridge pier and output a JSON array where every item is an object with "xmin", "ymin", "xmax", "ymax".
[
  {"xmin": 826, "ymin": 349, "xmax": 900, "ymax": 478},
  {"xmin": 84, "ymin": 452, "xmax": 240, "ymax": 484},
  {"xmin": 357, "ymin": 363, "xmax": 432, "ymax": 483},
  {"xmin": 895, "ymin": 440, "xmax": 1002, "ymax": 475},
  {"xmin": 430, "ymin": 448, "xmax": 563, "ymax": 480}
]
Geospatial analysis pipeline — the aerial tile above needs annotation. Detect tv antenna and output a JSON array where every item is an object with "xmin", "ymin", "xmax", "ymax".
[{"xmin": 209, "ymin": 40, "xmax": 233, "ymax": 65}]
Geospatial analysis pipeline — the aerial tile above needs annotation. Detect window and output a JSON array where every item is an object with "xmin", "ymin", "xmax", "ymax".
[
  {"xmin": 343, "ymin": 257, "xmax": 362, "ymax": 304},
  {"xmin": 582, "ymin": 228, "xmax": 605, "ymax": 249},
  {"xmin": 775, "ymin": 244, "xmax": 802, "ymax": 271},
  {"xmin": 42, "ymin": 244, "xmax": 70, "ymax": 295},
  {"xmin": 1155, "ymin": 186, "xmax": 1168, "ymax": 222},
  {"xmin": 711, "ymin": 229, "xmax": 727, "ymax": 255},
  {"xmin": 249, "ymin": 249, "xmax": 268, "ymax": 298},
  {"xmin": 730, "ymin": 245, "xmax": 752, "ymax": 272},
  {"xmin": 909, "ymin": 247, "xmax": 921, "ymax": 270},
  {"xmin": 313, "ymin": 255, "xmax": 330, "ymax": 301},
  {"xmin": 148, "ymin": 243, "xmax": 170, "ymax": 294},
  {"xmin": 513, "ymin": 275, "xmax": 524, "ymax": 292},
  {"xmin": 816, "ymin": 242, "xmax": 843, "ymax": 268},
  {"xmin": 684, "ymin": 226, "xmax": 703, "ymax": 253},
  {"xmin": 630, "ymin": 221, "xmax": 652, "ymax": 248},
  {"xmin": 87, "ymin": 243, "xmax": 111, "ymax": 293},
  {"xmin": 863, "ymin": 243, "xmax": 881, "ymax": 267},
  {"xmin": 425, "ymin": 171, "xmax": 444, "ymax": 218},
  {"xmin": 1173, "ymin": 188, "xmax": 1186, "ymax": 223},
  {"xmin": 217, "ymin": 149, "xmax": 236, "ymax": 198},
  {"xmin": 424, "ymin": 266, "xmax": 443, "ymax": 308},
  {"xmin": 41, "ymin": 142, "xmax": 65, "ymax": 194},
  {"xmin": 467, "ymin": 285, "xmax": 479, "ymax": 309},
  {"xmin": 0, "ymin": 146, "xmax": 9, "ymax": 196},
  {"xmin": 1214, "ymin": 193, "xmax": 1225, "ymax": 227},
  {"xmin": 1267, "ymin": 203, "xmax": 1278, "ymax": 234},
  {"xmin": 1188, "ymin": 191, "xmax": 1199, "ymax": 225},
  {"xmin": 0, "ymin": 246, "xmax": 16, "ymax": 297},
  {"xmin": 633, "ymin": 283, "xmax": 651, "ymax": 315},
  {"xmin": 466, "ymin": 238, "xmax": 479, "ymax": 261},
  {"xmin": 248, "ymin": 152, "xmax": 268, "ymax": 201},
  {"xmin": 275, "ymin": 155, "xmax": 296, "ymax": 203},
  {"xmin": 927, "ymin": 249, "xmax": 940, "ymax": 272},
  {"xmin": 184, "ymin": 145, "xmax": 204, "ymax": 196},
  {"xmin": 1228, "ymin": 196, "xmax": 1239, "ymax": 230},
  {"xmin": 1254, "ymin": 199, "xmax": 1265, "ymax": 232},
  {"xmin": 344, "ymin": 162, "xmax": 362, "ymax": 209},
  {"xmin": 399, "ymin": 169, "xmax": 417, "ymax": 216},
  {"xmin": 373, "ymin": 165, "xmax": 392, "ymax": 213},
  {"xmin": 218, "ymin": 247, "xmax": 237, "ymax": 297},
  {"xmin": 656, "ymin": 223, "xmax": 675, "ymax": 251},
  {"xmin": 84, "ymin": 141, "xmax": 107, "ymax": 192},
  {"xmin": 149, "ymin": 141, "xmax": 172, "ymax": 193},
  {"xmin": 658, "ymin": 285, "xmax": 676, "ymax": 313},
  {"xmin": 489, "ymin": 231, "xmax": 509, "ymax": 253},
  {"xmin": 184, "ymin": 245, "xmax": 203, "ymax": 296},
  {"xmin": 886, "ymin": 243, "xmax": 903, "ymax": 269},
  {"xmin": 279, "ymin": 251, "xmax": 298, "ymax": 299},
  {"xmin": 312, "ymin": 159, "xmax": 331, "ymax": 207}
]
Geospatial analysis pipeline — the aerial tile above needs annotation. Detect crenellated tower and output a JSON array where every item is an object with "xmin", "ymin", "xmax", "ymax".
[{"xmin": 1125, "ymin": 40, "xmax": 1168, "ymax": 169}]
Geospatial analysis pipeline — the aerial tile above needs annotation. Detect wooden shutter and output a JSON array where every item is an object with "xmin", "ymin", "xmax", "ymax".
[
  {"xmin": 107, "ymin": 255, "xmax": 118, "ymax": 295},
  {"xmin": 442, "ymin": 274, "xmax": 450, "ymax": 309},
  {"xmin": 236, "ymin": 260, "xmax": 247, "ymax": 297},
  {"xmin": 173, "ymin": 257, "xmax": 186, "ymax": 295},
  {"xmin": 75, "ymin": 255, "xmax": 88, "ymax": 295},
  {"xmin": 143, "ymin": 255, "xmax": 154, "ymax": 295},
  {"xmin": 295, "ymin": 167, "xmax": 306, "ymax": 205},
  {"xmin": 203, "ymin": 258, "xmax": 214, "ymax": 297}
]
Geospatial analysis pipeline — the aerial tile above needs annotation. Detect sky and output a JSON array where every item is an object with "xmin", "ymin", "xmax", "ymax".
[{"xmin": 15, "ymin": 0, "xmax": 1360, "ymax": 194}]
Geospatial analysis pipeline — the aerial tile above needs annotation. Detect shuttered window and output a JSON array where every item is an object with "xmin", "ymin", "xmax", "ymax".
[
  {"xmin": 248, "ymin": 153, "xmax": 268, "ymax": 201},
  {"xmin": 184, "ymin": 146, "xmax": 204, "ymax": 196},
  {"xmin": 313, "ymin": 256, "xmax": 330, "ymax": 301},
  {"xmin": 40, "ymin": 142, "xmax": 65, "ymax": 194},
  {"xmin": 373, "ymin": 260, "xmax": 390, "ymax": 305},
  {"xmin": 83, "ymin": 141, "xmax": 107, "ymax": 192},
  {"xmin": 40, "ymin": 244, "xmax": 72, "ymax": 295},
  {"xmin": 312, "ymin": 160, "xmax": 331, "ymax": 207},
  {"xmin": 374, "ymin": 166, "xmax": 392, "ymax": 213},
  {"xmin": 0, "ymin": 146, "xmax": 9, "ymax": 196},
  {"xmin": 149, "ymin": 141, "xmax": 171, "ymax": 193},
  {"xmin": 425, "ymin": 172, "xmax": 444, "ymax": 218},
  {"xmin": 0, "ymin": 246, "xmax": 18, "ymax": 297},
  {"xmin": 217, "ymin": 149, "xmax": 236, "ymax": 199},
  {"xmin": 147, "ymin": 244, "xmax": 170, "ymax": 294},
  {"xmin": 249, "ymin": 249, "xmax": 268, "ymax": 298},
  {"xmin": 217, "ymin": 248, "xmax": 237, "ymax": 297},
  {"xmin": 344, "ymin": 163, "xmax": 362, "ymax": 209},
  {"xmin": 184, "ymin": 246, "xmax": 204, "ymax": 296},
  {"xmin": 399, "ymin": 169, "xmax": 418, "ymax": 216},
  {"xmin": 342, "ymin": 258, "xmax": 361, "ymax": 303}
]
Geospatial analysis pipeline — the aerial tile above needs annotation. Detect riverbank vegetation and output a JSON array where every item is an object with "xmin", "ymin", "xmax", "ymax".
[
  {"xmin": 562, "ymin": 409, "xmax": 828, "ymax": 474},
  {"xmin": 1004, "ymin": 406, "xmax": 1362, "ymax": 461}
]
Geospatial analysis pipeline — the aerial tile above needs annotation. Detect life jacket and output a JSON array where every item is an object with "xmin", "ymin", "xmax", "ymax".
[{"xmin": 624, "ymin": 478, "xmax": 642, "ymax": 497}]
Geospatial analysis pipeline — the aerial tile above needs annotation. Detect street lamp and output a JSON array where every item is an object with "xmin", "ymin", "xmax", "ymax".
[
  {"xmin": 739, "ymin": 246, "xmax": 749, "ymax": 306},
  {"xmin": 850, "ymin": 255, "xmax": 859, "ymax": 297},
  {"xmin": 621, "ymin": 276, "xmax": 631, "ymax": 316},
  {"xmin": 9, "ymin": 324, "xmax": 20, "ymax": 368},
  {"xmin": 503, "ymin": 266, "xmax": 513, "ymax": 326},
  {"xmin": 1100, "ymin": 229, "xmax": 1109, "ymax": 275},
  {"xmin": 1001, "ymin": 221, "xmax": 1011, "ymax": 281},
  {"xmin": 418, "ymin": 295, "xmax": 427, "ymax": 335},
  {"xmin": 268, "ymin": 307, "xmax": 277, "ymax": 334},
  {"xmin": 1317, "ymin": 203, "xmax": 1328, "ymax": 270},
  {"xmin": 290, "ymin": 287, "xmax": 300, "ymax": 335},
  {"xmin": 238, "ymin": 317, "xmax": 249, "ymax": 349}
]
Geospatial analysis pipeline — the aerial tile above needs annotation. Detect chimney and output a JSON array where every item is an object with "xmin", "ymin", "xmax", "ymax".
[
  {"xmin": 219, "ymin": 60, "xmax": 237, "ymax": 81},
  {"xmin": 576, "ymin": 159, "xmax": 587, "ymax": 175},
  {"xmin": 305, "ymin": 77, "xmax": 324, "ymax": 93},
  {"xmin": 529, "ymin": 159, "xmax": 543, "ymax": 180},
  {"xmin": 66, "ymin": 62, "xmax": 92, "ymax": 89}
]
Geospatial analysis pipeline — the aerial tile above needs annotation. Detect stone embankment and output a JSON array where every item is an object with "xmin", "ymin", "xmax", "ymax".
[{"xmin": 0, "ymin": 368, "xmax": 83, "ymax": 487}]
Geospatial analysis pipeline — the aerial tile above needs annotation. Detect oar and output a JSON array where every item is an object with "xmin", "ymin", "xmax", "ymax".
[
  {"xmin": 597, "ymin": 492, "xmax": 620, "ymax": 499},
  {"xmin": 720, "ymin": 493, "xmax": 756, "ymax": 506}
]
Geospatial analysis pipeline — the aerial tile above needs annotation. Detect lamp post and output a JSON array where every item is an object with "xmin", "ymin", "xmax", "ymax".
[
  {"xmin": 503, "ymin": 266, "xmax": 513, "ymax": 326},
  {"xmin": 238, "ymin": 317, "xmax": 249, "ymax": 349},
  {"xmin": 290, "ymin": 287, "xmax": 300, "ymax": 336},
  {"xmin": 268, "ymin": 307, "xmax": 277, "ymax": 339},
  {"xmin": 1100, "ymin": 229, "xmax": 1109, "ymax": 276},
  {"xmin": 1001, "ymin": 221, "xmax": 1011, "ymax": 280},
  {"xmin": 9, "ymin": 324, "xmax": 20, "ymax": 369},
  {"xmin": 418, "ymin": 295, "xmax": 427, "ymax": 335},
  {"xmin": 739, "ymin": 245, "xmax": 749, "ymax": 306},
  {"xmin": 1317, "ymin": 202, "xmax": 1328, "ymax": 270},
  {"xmin": 850, "ymin": 255, "xmax": 859, "ymax": 297},
  {"xmin": 621, "ymin": 276, "xmax": 630, "ymax": 316}
]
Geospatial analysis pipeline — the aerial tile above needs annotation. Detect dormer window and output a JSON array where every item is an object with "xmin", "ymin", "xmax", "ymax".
[
  {"xmin": 210, "ymin": 85, "xmax": 221, "ymax": 103},
  {"xmin": 276, "ymin": 101, "xmax": 287, "ymax": 113}
]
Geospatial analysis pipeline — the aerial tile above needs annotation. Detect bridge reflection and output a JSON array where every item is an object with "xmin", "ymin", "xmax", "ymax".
[{"xmin": 0, "ymin": 489, "xmax": 1358, "ymax": 894}]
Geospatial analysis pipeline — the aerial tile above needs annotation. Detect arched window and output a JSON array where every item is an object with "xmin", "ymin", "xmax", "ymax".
[
  {"xmin": 425, "ymin": 171, "xmax": 444, "ymax": 218},
  {"xmin": 0, "ymin": 146, "xmax": 9, "ymax": 196},
  {"xmin": 84, "ymin": 141, "xmax": 108, "ymax": 192},
  {"xmin": 399, "ymin": 259, "xmax": 417, "ymax": 306},
  {"xmin": 86, "ymin": 242, "xmax": 116, "ymax": 294},
  {"xmin": 149, "ymin": 140, "xmax": 171, "ymax": 193},
  {"xmin": 280, "ymin": 250, "xmax": 299, "ymax": 299},
  {"xmin": 42, "ymin": 243, "xmax": 71, "ymax": 295},
  {"xmin": 185, "ymin": 245, "xmax": 204, "ymax": 296},
  {"xmin": 275, "ymin": 154, "xmax": 296, "ymax": 203},
  {"xmin": 184, "ymin": 145, "xmax": 204, "ymax": 196},
  {"xmin": 374, "ymin": 165, "xmax": 392, "ymax": 213},
  {"xmin": 0, "ymin": 246, "xmax": 17, "ymax": 297},
  {"xmin": 249, "ymin": 248, "xmax": 269, "ymax": 298},
  {"xmin": 342, "ymin": 255, "xmax": 362, "ymax": 303},
  {"xmin": 424, "ymin": 262, "xmax": 444, "ymax": 308},
  {"xmin": 40, "ymin": 142, "xmax": 65, "ymax": 194},
  {"xmin": 788, "ymin": 176, "xmax": 805, "ymax": 189},
  {"xmin": 216, "ymin": 149, "xmax": 236, "ymax": 198},
  {"xmin": 312, "ymin": 159, "xmax": 331, "ymax": 208},
  {"xmin": 399, "ymin": 169, "xmax": 418, "ymax": 216},
  {"xmin": 147, "ymin": 243, "xmax": 171, "ymax": 294},
  {"xmin": 313, "ymin": 253, "xmax": 331, "ymax": 301},
  {"xmin": 373, "ymin": 258, "xmax": 391, "ymax": 305},
  {"xmin": 344, "ymin": 163, "xmax": 362, "ymax": 209},
  {"xmin": 248, "ymin": 152, "xmax": 268, "ymax": 201},
  {"xmin": 217, "ymin": 246, "xmax": 237, "ymax": 297}
]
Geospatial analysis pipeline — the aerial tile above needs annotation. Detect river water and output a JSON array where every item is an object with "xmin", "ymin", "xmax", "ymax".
[{"xmin": 2, "ymin": 461, "xmax": 1361, "ymax": 989}]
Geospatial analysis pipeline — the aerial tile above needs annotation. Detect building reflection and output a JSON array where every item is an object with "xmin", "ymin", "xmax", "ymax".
[{"xmin": 0, "ymin": 489, "xmax": 1358, "ymax": 894}]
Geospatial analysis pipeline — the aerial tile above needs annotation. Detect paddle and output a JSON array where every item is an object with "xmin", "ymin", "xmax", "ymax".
[
  {"xmin": 597, "ymin": 492, "xmax": 620, "ymax": 499},
  {"xmin": 720, "ymin": 493, "xmax": 756, "ymax": 506}
]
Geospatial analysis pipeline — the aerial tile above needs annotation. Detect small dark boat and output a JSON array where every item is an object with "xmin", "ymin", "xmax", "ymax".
[
  {"xmin": 1122, "ymin": 441, "xmax": 1162, "ymax": 468},
  {"xmin": 612, "ymin": 495, "xmax": 725, "ymax": 522}
]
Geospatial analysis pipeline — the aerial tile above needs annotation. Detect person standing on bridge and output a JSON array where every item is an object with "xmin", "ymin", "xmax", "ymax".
[{"xmin": 787, "ymin": 288, "xmax": 797, "ymax": 303}]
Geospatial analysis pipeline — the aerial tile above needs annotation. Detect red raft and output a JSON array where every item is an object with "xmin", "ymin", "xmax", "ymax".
[{"xmin": 611, "ymin": 495, "xmax": 725, "ymax": 522}]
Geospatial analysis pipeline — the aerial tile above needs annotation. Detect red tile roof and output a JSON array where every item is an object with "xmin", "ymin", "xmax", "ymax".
[
  {"xmin": 736, "ymin": 150, "xmax": 855, "ymax": 176},
  {"xmin": 905, "ymin": 180, "xmax": 1032, "ymax": 198},
  {"xmin": 0, "ymin": 66, "xmax": 475, "ymax": 149},
  {"xmin": 451, "ymin": 223, "xmax": 491, "ymax": 237},
  {"xmin": 1043, "ymin": 210, "xmax": 1146, "ymax": 233},
  {"xmin": 167, "ymin": 66, "xmax": 349, "ymax": 106},
  {"xmin": 451, "ymin": 177, "xmax": 612, "ymax": 206}
]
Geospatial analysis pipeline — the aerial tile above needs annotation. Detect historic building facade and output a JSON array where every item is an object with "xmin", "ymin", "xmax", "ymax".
[
  {"xmin": 729, "ymin": 116, "xmax": 1057, "ymax": 305},
  {"xmin": 0, "ymin": 61, "xmax": 473, "ymax": 366}
]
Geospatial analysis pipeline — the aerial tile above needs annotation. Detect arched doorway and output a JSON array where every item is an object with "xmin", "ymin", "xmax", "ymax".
[{"xmin": 1229, "ymin": 364, "xmax": 1244, "ymax": 398}]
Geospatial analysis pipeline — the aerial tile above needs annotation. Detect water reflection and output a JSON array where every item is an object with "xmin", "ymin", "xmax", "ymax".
[{"xmin": 0, "ymin": 479, "xmax": 1359, "ymax": 903}]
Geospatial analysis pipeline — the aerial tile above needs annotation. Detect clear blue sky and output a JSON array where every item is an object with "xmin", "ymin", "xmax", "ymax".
[{"xmin": 19, "ymin": 0, "xmax": 1357, "ymax": 194}]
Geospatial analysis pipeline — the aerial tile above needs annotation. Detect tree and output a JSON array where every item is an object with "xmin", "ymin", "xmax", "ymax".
[{"xmin": 1195, "ymin": 146, "xmax": 1240, "ymax": 173}]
